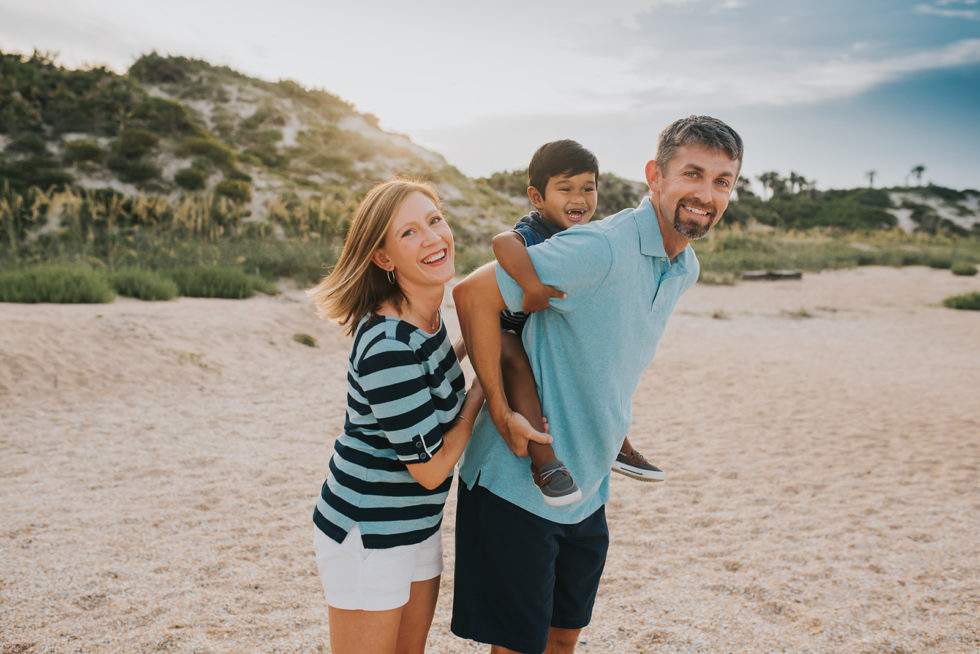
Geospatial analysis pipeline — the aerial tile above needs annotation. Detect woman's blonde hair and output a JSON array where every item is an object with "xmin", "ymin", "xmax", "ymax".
[{"xmin": 307, "ymin": 179, "xmax": 442, "ymax": 336}]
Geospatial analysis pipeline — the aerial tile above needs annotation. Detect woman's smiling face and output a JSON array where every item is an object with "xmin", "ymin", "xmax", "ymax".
[{"xmin": 373, "ymin": 191, "xmax": 455, "ymax": 289}]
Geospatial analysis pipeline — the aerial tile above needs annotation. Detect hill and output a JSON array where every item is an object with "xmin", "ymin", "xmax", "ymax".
[{"xmin": 0, "ymin": 49, "xmax": 517, "ymax": 272}]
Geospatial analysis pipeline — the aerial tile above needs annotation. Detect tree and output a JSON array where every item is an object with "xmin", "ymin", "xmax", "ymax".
[
  {"xmin": 866, "ymin": 170, "xmax": 876, "ymax": 188},
  {"xmin": 911, "ymin": 165, "xmax": 925, "ymax": 186},
  {"xmin": 757, "ymin": 171, "xmax": 784, "ymax": 201},
  {"xmin": 788, "ymin": 171, "xmax": 811, "ymax": 194},
  {"xmin": 734, "ymin": 176, "xmax": 756, "ymax": 200}
]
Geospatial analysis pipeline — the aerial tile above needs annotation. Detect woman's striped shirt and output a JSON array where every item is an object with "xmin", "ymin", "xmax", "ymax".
[{"xmin": 313, "ymin": 313, "xmax": 465, "ymax": 549}]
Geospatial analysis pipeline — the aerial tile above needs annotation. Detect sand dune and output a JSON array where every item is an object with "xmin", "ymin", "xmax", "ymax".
[{"xmin": 1, "ymin": 266, "xmax": 978, "ymax": 653}]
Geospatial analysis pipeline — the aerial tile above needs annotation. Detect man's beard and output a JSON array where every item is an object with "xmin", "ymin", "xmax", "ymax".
[{"xmin": 672, "ymin": 201, "xmax": 716, "ymax": 240}]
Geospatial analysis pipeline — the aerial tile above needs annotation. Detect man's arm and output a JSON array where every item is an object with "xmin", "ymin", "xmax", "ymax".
[
  {"xmin": 491, "ymin": 231, "xmax": 565, "ymax": 313},
  {"xmin": 452, "ymin": 262, "xmax": 552, "ymax": 456}
]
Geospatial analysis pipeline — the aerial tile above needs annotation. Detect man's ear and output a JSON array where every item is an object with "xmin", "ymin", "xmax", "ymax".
[
  {"xmin": 527, "ymin": 186, "xmax": 545, "ymax": 209},
  {"xmin": 371, "ymin": 249, "xmax": 392, "ymax": 271},
  {"xmin": 645, "ymin": 160, "xmax": 661, "ymax": 194}
]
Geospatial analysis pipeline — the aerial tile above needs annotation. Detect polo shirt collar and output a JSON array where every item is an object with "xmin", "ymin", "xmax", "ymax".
[{"xmin": 634, "ymin": 196, "xmax": 693, "ymax": 269}]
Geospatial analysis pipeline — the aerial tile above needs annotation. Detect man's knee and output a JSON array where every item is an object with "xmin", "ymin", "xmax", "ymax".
[{"xmin": 545, "ymin": 627, "xmax": 581, "ymax": 653}]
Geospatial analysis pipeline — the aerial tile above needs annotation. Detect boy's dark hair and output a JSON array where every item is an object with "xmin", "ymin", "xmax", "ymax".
[
  {"xmin": 655, "ymin": 115, "xmax": 743, "ymax": 174},
  {"xmin": 527, "ymin": 140, "xmax": 599, "ymax": 198}
]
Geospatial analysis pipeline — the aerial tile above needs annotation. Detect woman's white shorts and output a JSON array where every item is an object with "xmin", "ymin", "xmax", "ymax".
[{"xmin": 313, "ymin": 524, "xmax": 443, "ymax": 611}]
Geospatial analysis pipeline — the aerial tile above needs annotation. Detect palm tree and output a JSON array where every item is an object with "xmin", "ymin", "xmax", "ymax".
[
  {"xmin": 734, "ymin": 176, "xmax": 755, "ymax": 200},
  {"xmin": 911, "ymin": 165, "xmax": 925, "ymax": 186},
  {"xmin": 756, "ymin": 171, "xmax": 783, "ymax": 201},
  {"xmin": 866, "ymin": 170, "xmax": 876, "ymax": 188}
]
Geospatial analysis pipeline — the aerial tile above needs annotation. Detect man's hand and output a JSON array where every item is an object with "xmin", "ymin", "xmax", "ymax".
[
  {"xmin": 521, "ymin": 283, "xmax": 566, "ymax": 313},
  {"xmin": 498, "ymin": 410, "xmax": 552, "ymax": 457}
]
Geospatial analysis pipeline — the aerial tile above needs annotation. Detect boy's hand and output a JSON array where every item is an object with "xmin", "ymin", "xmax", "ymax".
[{"xmin": 522, "ymin": 283, "xmax": 566, "ymax": 313}]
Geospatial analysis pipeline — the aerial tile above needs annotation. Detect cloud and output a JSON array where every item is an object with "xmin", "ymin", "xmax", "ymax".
[
  {"xmin": 914, "ymin": 2, "xmax": 980, "ymax": 18},
  {"xmin": 619, "ymin": 38, "xmax": 980, "ymax": 112}
]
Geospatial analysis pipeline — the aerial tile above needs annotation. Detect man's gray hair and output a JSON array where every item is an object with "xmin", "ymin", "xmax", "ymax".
[{"xmin": 655, "ymin": 115, "xmax": 743, "ymax": 172}]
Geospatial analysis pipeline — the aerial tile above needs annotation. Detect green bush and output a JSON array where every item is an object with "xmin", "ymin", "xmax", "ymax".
[
  {"xmin": 8, "ymin": 132, "xmax": 48, "ymax": 154},
  {"xmin": 293, "ymin": 333, "xmax": 317, "ymax": 347},
  {"xmin": 63, "ymin": 139, "xmax": 103, "ymax": 163},
  {"xmin": 174, "ymin": 167, "xmax": 208, "ymax": 191},
  {"xmin": 214, "ymin": 178, "xmax": 252, "ymax": 203},
  {"xmin": 0, "ymin": 157, "xmax": 74, "ymax": 191},
  {"xmin": 116, "ymin": 128, "xmax": 161, "ymax": 158},
  {"xmin": 177, "ymin": 137, "xmax": 236, "ymax": 168},
  {"xmin": 167, "ymin": 265, "xmax": 255, "ymax": 298},
  {"xmin": 950, "ymin": 261, "xmax": 978, "ymax": 276},
  {"xmin": 248, "ymin": 273, "xmax": 280, "ymax": 295},
  {"xmin": 107, "ymin": 155, "xmax": 161, "ymax": 184},
  {"xmin": 0, "ymin": 265, "xmax": 115, "ymax": 303},
  {"xmin": 226, "ymin": 168, "xmax": 252, "ymax": 182},
  {"xmin": 109, "ymin": 267, "xmax": 179, "ymax": 300},
  {"xmin": 942, "ymin": 291, "xmax": 980, "ymax": 310}
]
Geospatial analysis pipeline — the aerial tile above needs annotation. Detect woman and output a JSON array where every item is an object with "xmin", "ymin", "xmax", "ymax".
[{"xmin": 307, "ymin": 179, "xmax": 483, "ymax": 654}]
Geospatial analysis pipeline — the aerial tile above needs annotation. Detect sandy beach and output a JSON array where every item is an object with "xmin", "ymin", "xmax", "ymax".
[{"xmin": 1, "ymin": 265, "xmax": 978, "ymax": 653}]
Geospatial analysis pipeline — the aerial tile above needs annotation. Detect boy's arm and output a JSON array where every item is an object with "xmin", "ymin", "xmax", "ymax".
[
  {"xmin": 491, "ymin": 231, "xmax": 565, "ymax": 313},
  {"xmin": 452, "ymin": 262, "xmax": 552, "ymax": 456}
]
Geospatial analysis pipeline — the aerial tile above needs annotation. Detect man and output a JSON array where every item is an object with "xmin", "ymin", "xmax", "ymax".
[{"xmin": 451, "ymin": 115, "xmax": 744, "ymax": 654}]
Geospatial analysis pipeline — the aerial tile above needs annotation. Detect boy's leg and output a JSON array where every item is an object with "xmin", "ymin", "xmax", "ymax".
[
  {"xmin": 612, "ymin": 434, "xmax": 666, "ymax": 482},
  {"xmin": 500, "ymin": 331, "xmax": 556, "ymax": 469},
  {"xmin": 501, "ymin": 331, "xmax": 580, "ymax": 505}
]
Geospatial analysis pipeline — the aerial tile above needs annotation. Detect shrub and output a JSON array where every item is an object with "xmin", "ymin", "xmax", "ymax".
[
  {"xmin": 214, "ymin": 178, "xmax": 252, "ymax": 203},
  {"xmin": 225, "ymin": 168, "xmax": 252, "ymax": 182},
  {"xmin": 63, "ymin": 139, "xmax": 103, "ymax": 163},
  {"xmin": 293, "ymin": 333, "xmax": 317, "ymax": 347},
  {"xmin": 8, "ymin": 132, "xmax": 48, "ymax": 154},
  {"xmin": 167, "ymin": 265, "xmax": 255, "ymax": 299},
  {"xmin": 248, "ymin": 273, "xmax": 280, "ymax": 295},
  {"xmin": 116, "ymin": 128, "xmax": 160, "ymax": 158},
  {"xmin": 107, "ymin": 155, "xmax": 161, "ymax": 184},
  {"xmin": 0, "ymin": 157, "xmax": 74, "ymax": 191},
  {"xmin": 177, "ymin": 137, "xmax": 236, "ymax": 168},
  {"xmin": 109, "ymin": 267, "xmax": 179, "ymax": 300},
  {"xmin": 0, "ymin": 265, "xmax": 115, "ymax": 303},
  {"xmin": 950, "ymin": 261, "xmax": 978, "ymax": 276},
  {"xmin": 942, "ymin": 291, "xmax": 980, "ymax": 310},
  {"xmin": 174, "ymin": 167, "xmax": 208, "ymax": 191}
]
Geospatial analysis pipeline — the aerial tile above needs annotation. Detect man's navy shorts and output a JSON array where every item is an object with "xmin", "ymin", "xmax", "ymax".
[{"xmin": 451, "ymin": 482, "xmax": 609, "ymax": 654}]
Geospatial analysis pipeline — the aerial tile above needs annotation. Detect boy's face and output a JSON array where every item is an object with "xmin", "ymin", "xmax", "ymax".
[{"xmin": 527, "ymin": 171, "xmax": 598, "ymax": 230}]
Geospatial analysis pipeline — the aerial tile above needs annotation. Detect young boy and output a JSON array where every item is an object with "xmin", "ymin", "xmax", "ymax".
[{"xmin": 492, "ymin": 139, "xmax": 665, "ymax": 507}]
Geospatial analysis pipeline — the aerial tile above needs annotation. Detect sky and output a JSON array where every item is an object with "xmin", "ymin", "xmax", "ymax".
[{"xmin": 2, "ymin": 0, "xmax": 979, "ymax": 191}]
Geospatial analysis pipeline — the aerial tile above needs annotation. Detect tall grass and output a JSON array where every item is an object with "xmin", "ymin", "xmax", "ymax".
[
  {"xmin": 109, "ymin": 267, "xmax": 179, "ymax": 300},
  {"xmin": 0, "ymin": 264, "xmax": 115, "ymax": 303},
  {"xmin": 942, "ymin": 292, "xmax": 980, "ymax": 310},
  {"xmin": 166, "ymin": 266, "xmax": 256, "ymax": 299}
]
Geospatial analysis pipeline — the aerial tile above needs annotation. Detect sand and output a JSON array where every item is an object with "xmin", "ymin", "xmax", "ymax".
[{"xmin": 1, "ymin": 266, "xmax": 978, "ymax": 653}]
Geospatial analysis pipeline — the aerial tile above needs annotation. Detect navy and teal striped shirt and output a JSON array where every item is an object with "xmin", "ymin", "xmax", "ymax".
[{"xmin": 313, "ymin": 312, "xmax": 465, "ymax": 549}]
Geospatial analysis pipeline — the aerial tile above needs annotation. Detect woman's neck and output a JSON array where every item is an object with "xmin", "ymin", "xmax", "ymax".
[{"xmin": 380, "ymin": 283, "xmax": 443, "ymax": 333}]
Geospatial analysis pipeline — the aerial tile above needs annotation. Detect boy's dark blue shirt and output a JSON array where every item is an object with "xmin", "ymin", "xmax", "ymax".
[{"xmin": 512, "ymin": 211, "xmax": 563, "ymax": 247}]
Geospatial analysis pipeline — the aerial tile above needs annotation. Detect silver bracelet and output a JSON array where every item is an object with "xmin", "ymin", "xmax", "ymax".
[{"xmin": 457, "ymin": 414, "xmax": 473, "ymax": 425}]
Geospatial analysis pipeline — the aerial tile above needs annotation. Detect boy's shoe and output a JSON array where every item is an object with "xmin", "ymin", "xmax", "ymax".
[
  {"xmin": 612, "ymin": 449, "xmax": 666, "ymax": 482},
  {"xmin": 532, "ymin": 460, "xmax": 582, "ymax": 507}
]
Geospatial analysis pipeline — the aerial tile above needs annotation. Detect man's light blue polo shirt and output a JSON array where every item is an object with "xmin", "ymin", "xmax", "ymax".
[{"xmin": 458, "ymin": 197, "xmax": 700, "ymax": 523}]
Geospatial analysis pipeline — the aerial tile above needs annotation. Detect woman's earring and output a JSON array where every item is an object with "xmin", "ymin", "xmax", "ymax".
[{"xmin": 386, "ymin": 269, "xmax": 396, "ymax": 284}]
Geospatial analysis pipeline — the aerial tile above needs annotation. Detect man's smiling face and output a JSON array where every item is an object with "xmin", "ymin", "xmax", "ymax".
[{"xmin": 647, "ymin": 144, "xmax": 739, "ymax": 240}]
